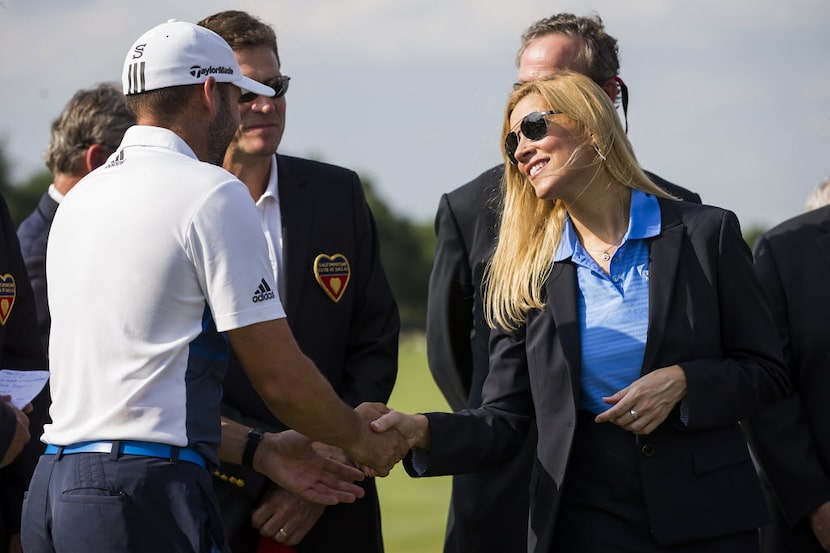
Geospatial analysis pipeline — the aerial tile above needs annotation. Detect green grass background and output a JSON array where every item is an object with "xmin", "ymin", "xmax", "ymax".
[{"xmin": 377, "ymin": 333, "xmax": 452, "ymax": 553}]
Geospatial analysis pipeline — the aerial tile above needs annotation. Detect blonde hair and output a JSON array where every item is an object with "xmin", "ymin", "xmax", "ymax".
[{"xmin": 485, "ymin": 71, "xmax": 672, "ymax": 330}]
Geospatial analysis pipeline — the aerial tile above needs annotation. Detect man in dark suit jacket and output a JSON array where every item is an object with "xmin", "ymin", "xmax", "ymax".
[
  {"xmin": 426, "ymin": 13, "xmax": 701, "ymax": 553},
  {"xmin": 199, "ymin": 11, "xmax": 399, "ymax": 552},
  {"xmin": 0, "ymin": 192, "xmax": 46, "ymax": 553},
  {"xmin": 746, "ymin": 204, "xmax": 830, "ymax": 552},
  {"xmin": 415, "ymin": 198, "xmax": 787, "ymax": 553}
]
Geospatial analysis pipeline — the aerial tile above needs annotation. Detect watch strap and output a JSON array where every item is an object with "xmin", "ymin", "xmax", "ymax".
[{"xmin": 242, "ymin": 427, "xmax": 265, "ymax": 469}]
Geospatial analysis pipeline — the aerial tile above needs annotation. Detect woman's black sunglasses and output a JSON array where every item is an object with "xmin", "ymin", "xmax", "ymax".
[
  {"xmin": 238, "ymin": 76, "xmax": 291, "ymax": 104},
  {"xmin": 504, "ymin": 110, "xmax": 562, "ymax": 165}
]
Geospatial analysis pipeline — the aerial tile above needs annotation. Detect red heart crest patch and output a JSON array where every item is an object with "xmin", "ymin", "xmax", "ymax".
[
  {"xmin": 0, "ymin": 274, "xmax": 16, "ymax": 326},
  {"xmin": 313, "ymin": 254, "xmax": 350, "ymax": 303}
]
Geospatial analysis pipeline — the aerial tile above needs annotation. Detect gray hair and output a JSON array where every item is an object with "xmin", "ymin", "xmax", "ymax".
[
  {"xmin": 44, "ymin": 82, "xmax": 134, "ymax": 175},
  {"xmin": 805, "ymin": 177, "xmax": 830, "ymax": 211}
]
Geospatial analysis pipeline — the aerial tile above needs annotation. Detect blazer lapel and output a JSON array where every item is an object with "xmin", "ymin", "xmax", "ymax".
[
  {"xmin": 277, "ymin": 155, "xmax": 313, "ymax": 321},
  {"xmin": 641, "ymin": 202, "xmax": 684, "ymax": 373},
  {"xmin": 545, "ymin": 260, "xmax": 582, "ymax": 400}
]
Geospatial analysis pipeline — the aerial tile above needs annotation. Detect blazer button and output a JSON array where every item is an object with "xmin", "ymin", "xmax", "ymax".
[{"xmin": 641, "ymin": 443, "xmax": 656, "ymax": 457}]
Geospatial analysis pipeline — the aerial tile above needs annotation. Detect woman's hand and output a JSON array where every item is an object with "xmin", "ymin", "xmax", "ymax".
[
  {"xmin": 594, "ymin": 364, "xmax": 687, "ymax": 435},
  {"xmin": 370, "ymin": 409, "xmax": 431, "ymax": 451}
]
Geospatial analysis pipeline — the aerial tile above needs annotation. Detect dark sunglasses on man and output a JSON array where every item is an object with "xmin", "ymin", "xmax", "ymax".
[{"xmin": 238, "ymin": 76, "xmax": 291, "ymax": 104}]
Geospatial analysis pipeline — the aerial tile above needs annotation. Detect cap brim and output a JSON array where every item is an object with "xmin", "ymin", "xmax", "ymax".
[{"xmin": 237, "ymin": 76, "xmax": 275, "ymax": 98}]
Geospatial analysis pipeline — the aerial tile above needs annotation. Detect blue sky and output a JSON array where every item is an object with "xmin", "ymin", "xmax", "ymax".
[{"xmin": 1, "ymin": 0, "xmax": 828, "ymax": 230}]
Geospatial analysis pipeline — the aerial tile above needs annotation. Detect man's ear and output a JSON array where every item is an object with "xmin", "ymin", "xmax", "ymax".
[
  {"xmin": 598, "ymin": 78, "xmax": 618, "ymax": 103},
  {"xmin": 84, "ymin": 143, "xmax": 111, "ymax": 172},
  {"xmin": 200, "ymin": 76, "xmax": 219, "ymax": 117}
]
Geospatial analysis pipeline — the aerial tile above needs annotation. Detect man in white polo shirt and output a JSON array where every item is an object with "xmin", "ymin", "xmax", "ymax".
[{"xmin": 21, "ymin": 20, "xmax": 406, "ymax": 553}]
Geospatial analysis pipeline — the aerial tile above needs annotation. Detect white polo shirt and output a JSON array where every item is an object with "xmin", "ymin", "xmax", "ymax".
[{"xmin": 42, "ymin": 125, "xmax": 285, "ymax": 465}]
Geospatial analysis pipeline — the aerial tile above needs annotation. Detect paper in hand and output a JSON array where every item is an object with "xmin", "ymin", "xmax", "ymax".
[{"xmin": 0, "ymin": 369, "xmax": 50, "ymax": 409}]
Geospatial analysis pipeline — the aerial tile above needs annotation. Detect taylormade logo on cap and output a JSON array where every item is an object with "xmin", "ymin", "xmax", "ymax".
[
  {"xmin": 122, "ymin": 19, "xmax": 274, "ymax": 98},
  {"xmin": 188, "ymin": 65, "xmax": 234, "ymax": 78}
]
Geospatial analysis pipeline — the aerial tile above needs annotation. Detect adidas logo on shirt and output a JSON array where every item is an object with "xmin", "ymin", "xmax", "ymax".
[
  {"xmin": 252, "ymin": 278, "xmax": 275, "ymax": 303},
  {"xmin": 104, "ymin": 150, "xmax": 125, "ymax": 168}
]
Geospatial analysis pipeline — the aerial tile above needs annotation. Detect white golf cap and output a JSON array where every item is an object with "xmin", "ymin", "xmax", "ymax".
[{"xmin": 122, "ymin": 19, "xmax": 274, "ymax": 98}]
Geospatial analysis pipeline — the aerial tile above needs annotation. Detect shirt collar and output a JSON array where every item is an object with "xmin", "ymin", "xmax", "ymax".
[
  {"xmin": 554, "ymin": 189, "xmax": 662, "ymax": 261},
  {"xmin": 48, "ymin": 183, "xmax": 64, "ymax": 204},
  {"xmin": 120, "ymin": 125, "xmax": 198, "ymax": 160},
  {"xmin": 256, "ymin": 154, "xmax": 280, "ymax": 206}
]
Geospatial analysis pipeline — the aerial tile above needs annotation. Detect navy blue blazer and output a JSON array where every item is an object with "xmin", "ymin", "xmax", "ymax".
[
  {"xmin": 16, "ymin": 192, "xmax": 58, "ymax": 349},
  {"xmin": 411, "ymin": 199, "xmax": 788, "ymax": 553}
]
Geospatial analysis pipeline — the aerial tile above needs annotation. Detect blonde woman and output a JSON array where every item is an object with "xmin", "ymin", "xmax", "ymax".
[{"xmin": 374, "ymin": 72, "xmax": 789, "ymax": 553}]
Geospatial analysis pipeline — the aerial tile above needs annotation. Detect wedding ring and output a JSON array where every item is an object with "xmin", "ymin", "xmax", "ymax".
[
  {"xmin": 277, "ymin": 528, "xmax": 289, "ymax": 540},
  {"xmin": 629, "ymin": 409, "xmax": 639, "ymax": 420}
]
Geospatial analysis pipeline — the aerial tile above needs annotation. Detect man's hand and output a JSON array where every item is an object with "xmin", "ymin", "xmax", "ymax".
[
  {"xmin": 311, "ymin": 441, "xmax": 352, "ymax": 466},
  {"xmin": 254, "ymin": 430, "xmax": 365, "ymax": 505},
  {"xmin": 1, "ymin": 397, "xmax": 31, "ymax": 468},
  {"xmin": 345, "ymin": 402, "xmax": 410, "ymax": 477},
  {"xmin": 809, "ymin": 500, "xmax": 830, "ymax": 551},
  {"xmin": 251, "ymin": 487, "xmax": 325, "ymax": 546}
]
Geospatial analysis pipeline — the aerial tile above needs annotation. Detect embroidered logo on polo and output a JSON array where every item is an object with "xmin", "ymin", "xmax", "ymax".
[
  {"xmin": 313, "ymin": 254, "xmax": 350, "ymax": 303},
  {"xmin": 0, "ymin": 274, "xmax": 16, "ymax": 326},
  {"xmin": 104, "ymin": 149, "xmax": 125, "ymax": 169},
  {"xmin": 252, "ymin": 278, "xmax": 275, "ymax": 303}
]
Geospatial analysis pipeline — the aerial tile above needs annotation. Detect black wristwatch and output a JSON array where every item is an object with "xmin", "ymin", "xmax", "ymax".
[{"xmin": 242, "ymin": 427, "xmax": 265, "ymax": 469}]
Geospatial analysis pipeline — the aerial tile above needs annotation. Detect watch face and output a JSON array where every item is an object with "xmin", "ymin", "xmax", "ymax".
[{"xmin": 248, "ymin": 428, "xmax": 264, "ymax": 439}]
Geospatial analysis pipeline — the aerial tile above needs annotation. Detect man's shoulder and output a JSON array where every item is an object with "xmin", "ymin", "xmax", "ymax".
[
  {"xmin": 761, "ymin": 205, "xmax": 830, "ymax": 244},
  {"xmin": 277, "ymin": 154, "xmax": 358, "ymax": 181},
  {"xmin": 18, "ymin": 193, "xmax": 58, "ymax": 247},
  {"xmin": 448, "ymin": 165, "xmax": 502, "ymax": 197},
  {"xmin": 643, "ymin": 170, "xmax": 701, "ymax": 204},
  {"xmin": 443, "ymin": 164, "xmax": 503, "ymax": 211}
]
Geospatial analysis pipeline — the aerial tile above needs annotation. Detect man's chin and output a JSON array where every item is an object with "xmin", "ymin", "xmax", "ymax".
[{"xmin": 236, "ymin": 136, "xmax": 281, "ymax": 158}]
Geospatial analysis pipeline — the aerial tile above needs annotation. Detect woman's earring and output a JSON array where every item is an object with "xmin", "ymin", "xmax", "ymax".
[{"xmin": 593, "ymin": 144, "xmax": 606, "ymax": 161}]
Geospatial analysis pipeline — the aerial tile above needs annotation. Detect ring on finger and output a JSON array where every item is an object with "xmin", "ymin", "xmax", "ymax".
[
  {"xmin": 629, "ymin": 409, "xmax": 639, "ymax": 420},
  {"xmin": 277, "ymin": 527, "xmax": 289, "ymax": 540}
]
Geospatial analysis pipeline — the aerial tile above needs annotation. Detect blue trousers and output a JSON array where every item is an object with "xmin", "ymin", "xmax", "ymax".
[{"xmin": 22, "ymin": 451, "xmax": 228, "ymax": 553}]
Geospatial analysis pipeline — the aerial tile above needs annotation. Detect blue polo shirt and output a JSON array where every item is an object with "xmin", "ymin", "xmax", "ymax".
[{"xmin": 553, "ymin": 190, "xmax": 662, "ymax": 414}]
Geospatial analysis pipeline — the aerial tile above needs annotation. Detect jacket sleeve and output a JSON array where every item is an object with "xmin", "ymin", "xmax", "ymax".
[
  {"xmin": 679, "ymin": 210, "xmax": 790, "ymax": 428},
  {"xmin": 405, "ymin": 323, "xmax": 534, "ymax": 477},
  {"xmin": 0, "ymin": 401, "xmax": 17, "ymax": 461},
  {"xmin": 425, "ymin": 193, "xmax": 473, "ymax": 411}
]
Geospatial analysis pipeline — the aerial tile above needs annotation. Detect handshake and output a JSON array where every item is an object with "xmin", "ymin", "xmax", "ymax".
[{"xmin": 254, "ymin": 402, "xmax": 430, "ymax": 506}]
